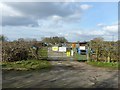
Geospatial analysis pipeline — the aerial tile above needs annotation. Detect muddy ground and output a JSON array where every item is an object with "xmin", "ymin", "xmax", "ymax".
[{"xmin": 2, "ymin": 60, "xmax": 119, "ymax": 88}]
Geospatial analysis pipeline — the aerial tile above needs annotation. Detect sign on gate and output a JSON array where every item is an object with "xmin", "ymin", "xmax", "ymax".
[
  {"xmin": 52, "ymin": 46, "xmax": 58, "ymax": 51},
  {"xmin": 67, "ymin": 51, "xmax": 70, "ymax": 56},
  {"xmin": 79, "ymin": 46, "xmax": 85, "ymax": 50},
  {"xmin": 59, "ymin": 47, "xmax": 66, "ymax": 52}
]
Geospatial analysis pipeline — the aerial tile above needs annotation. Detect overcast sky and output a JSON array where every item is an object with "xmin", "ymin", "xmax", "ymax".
[{"xmin": 0, "ymin": 2, "xmax": 118, "ymax": 41}]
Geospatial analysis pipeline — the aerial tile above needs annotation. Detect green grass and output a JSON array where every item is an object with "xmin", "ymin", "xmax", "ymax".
[
  {"xmin": 87, "ymin": 61, "xmax": 119, "ymax": 69},
  {"xmin": 39, "ymin": 47, "xmax": 48, "ymax": 59},
  {"xmin": 74, "ymin": 53, "xmax": 87, "ymax": 61},
  {"xmin": 1, "ymin": 59, "xmax": 52, "ymax": 71}
]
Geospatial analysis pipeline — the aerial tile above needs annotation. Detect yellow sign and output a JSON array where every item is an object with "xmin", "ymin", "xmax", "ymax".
[
  {"xmin": 67, "ymin": 51, "xmax": 70, "ymax": 56},
  {"xmin": 52, "ymin": 46, "xmax": 58, "ymax": 51}
]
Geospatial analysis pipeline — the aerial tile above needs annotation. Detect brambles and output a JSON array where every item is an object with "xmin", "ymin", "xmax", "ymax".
[
  {"xmin": 90, "ymin": 38, "xmax": 118, "ymax": 62},
  {"xmin": 2, "ymin": 42, "xmax": 28, "ymax": 61},
  {"xmin": 2, "ymin": 41, "xmax": 47, "ymax": 62},
  {"xmin": 3, "ymin": 47, "xmax": 28, "ymax": 62}
]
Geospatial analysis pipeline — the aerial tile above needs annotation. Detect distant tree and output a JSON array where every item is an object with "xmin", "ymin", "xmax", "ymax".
[
  {"xmin": 0, "ymin": 35, "xmax": 8, "ymax": 42},
  {"xmin": 18, "ymin": 38, "xmax": 25, "ymax": 42},
  {"xmin": 24, "ymin": 38, "xmax": 37, "ymax": 42},
  {"xmin": 41, "ymin": 36, "xmax": 68, "ymax": 45},
  {"xmin": 17, "ymin": 38, "xmax": 37, "ymax": 43}
]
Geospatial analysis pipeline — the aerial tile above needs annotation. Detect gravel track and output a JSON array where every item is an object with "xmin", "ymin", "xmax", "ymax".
[{"xmin": 2, "ymin": 60, "xmax": 119, "ymax": 88}]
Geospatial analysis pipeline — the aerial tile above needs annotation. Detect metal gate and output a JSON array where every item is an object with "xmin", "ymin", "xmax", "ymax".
[{"xmin": 47, "ymin": 47, "xmax": 74, "ymax": 61}]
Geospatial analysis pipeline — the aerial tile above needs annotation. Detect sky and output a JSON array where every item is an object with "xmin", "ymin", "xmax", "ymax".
[{"xmin": 0, "ymin": 1, "xmax": 118, "ymax": 42}]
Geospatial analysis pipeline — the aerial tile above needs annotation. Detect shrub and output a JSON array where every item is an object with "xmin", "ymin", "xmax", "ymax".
[
  {"xmin": 2, "ymin": 42, "xmax": 29, "ymax": 62},
  {"xmin": 2, "ymin": 41, "xmax": 48, "ymax": 62}
]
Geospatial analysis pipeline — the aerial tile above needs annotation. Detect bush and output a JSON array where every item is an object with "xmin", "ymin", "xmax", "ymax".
[
  {"xmin": 2, "ymin": 42, "xmax": 29, "ymax": 62},
  {"xmin": 2, "ymin": 41, "xmax": 47, "ymax": 62}
]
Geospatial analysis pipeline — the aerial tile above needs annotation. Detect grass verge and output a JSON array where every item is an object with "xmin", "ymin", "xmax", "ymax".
[
  {"xmin": 74, "ymin": 53, "xmax": 87, "ymax": 61},
  {"xmin": 1, "ymin": 59, "xmax": 52, "ymax": 71},
  {"xmin": 87, "ymin": 61, "xmax": 119, "ymax": 69}
]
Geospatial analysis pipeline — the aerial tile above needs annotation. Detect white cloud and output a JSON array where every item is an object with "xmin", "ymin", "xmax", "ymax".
[
  {"xmin": 63, "ymin": 0, "xmax": 75, "ymax": 2},
  {"xmin": 88, "ymin": 30, "xmax": 106, "ymax": 35},
  {"xmin": 97, "ymin": 23, "xmax": 105, "ymax": 27},
  {"xmin": 0, "ymin": 2, "xmax": 23, "ymax": 17},
  {"xmin": 102, "ymin": 24, "xmax": 118, "ymax": 33},
  {"xmin": 80, "ymin": 4, "xmax": 92, "ymax": 10},
  {"xmin": 50, "ymin": 15, "xmax": 63, "ymax": 22},
  {"xmin": 95, "ymin": 23, "xmax": 118, "ymax": 41}
]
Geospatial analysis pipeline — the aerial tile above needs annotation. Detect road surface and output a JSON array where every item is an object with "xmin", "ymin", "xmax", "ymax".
[{"xmin": 2, "ymin": 61, "xmax": 119, "ymax": 88}]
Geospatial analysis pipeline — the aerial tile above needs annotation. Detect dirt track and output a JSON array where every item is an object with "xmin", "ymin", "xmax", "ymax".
[{"xmin": 2, "ymin": 60, "xmax": 119, "ymax": 88}]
